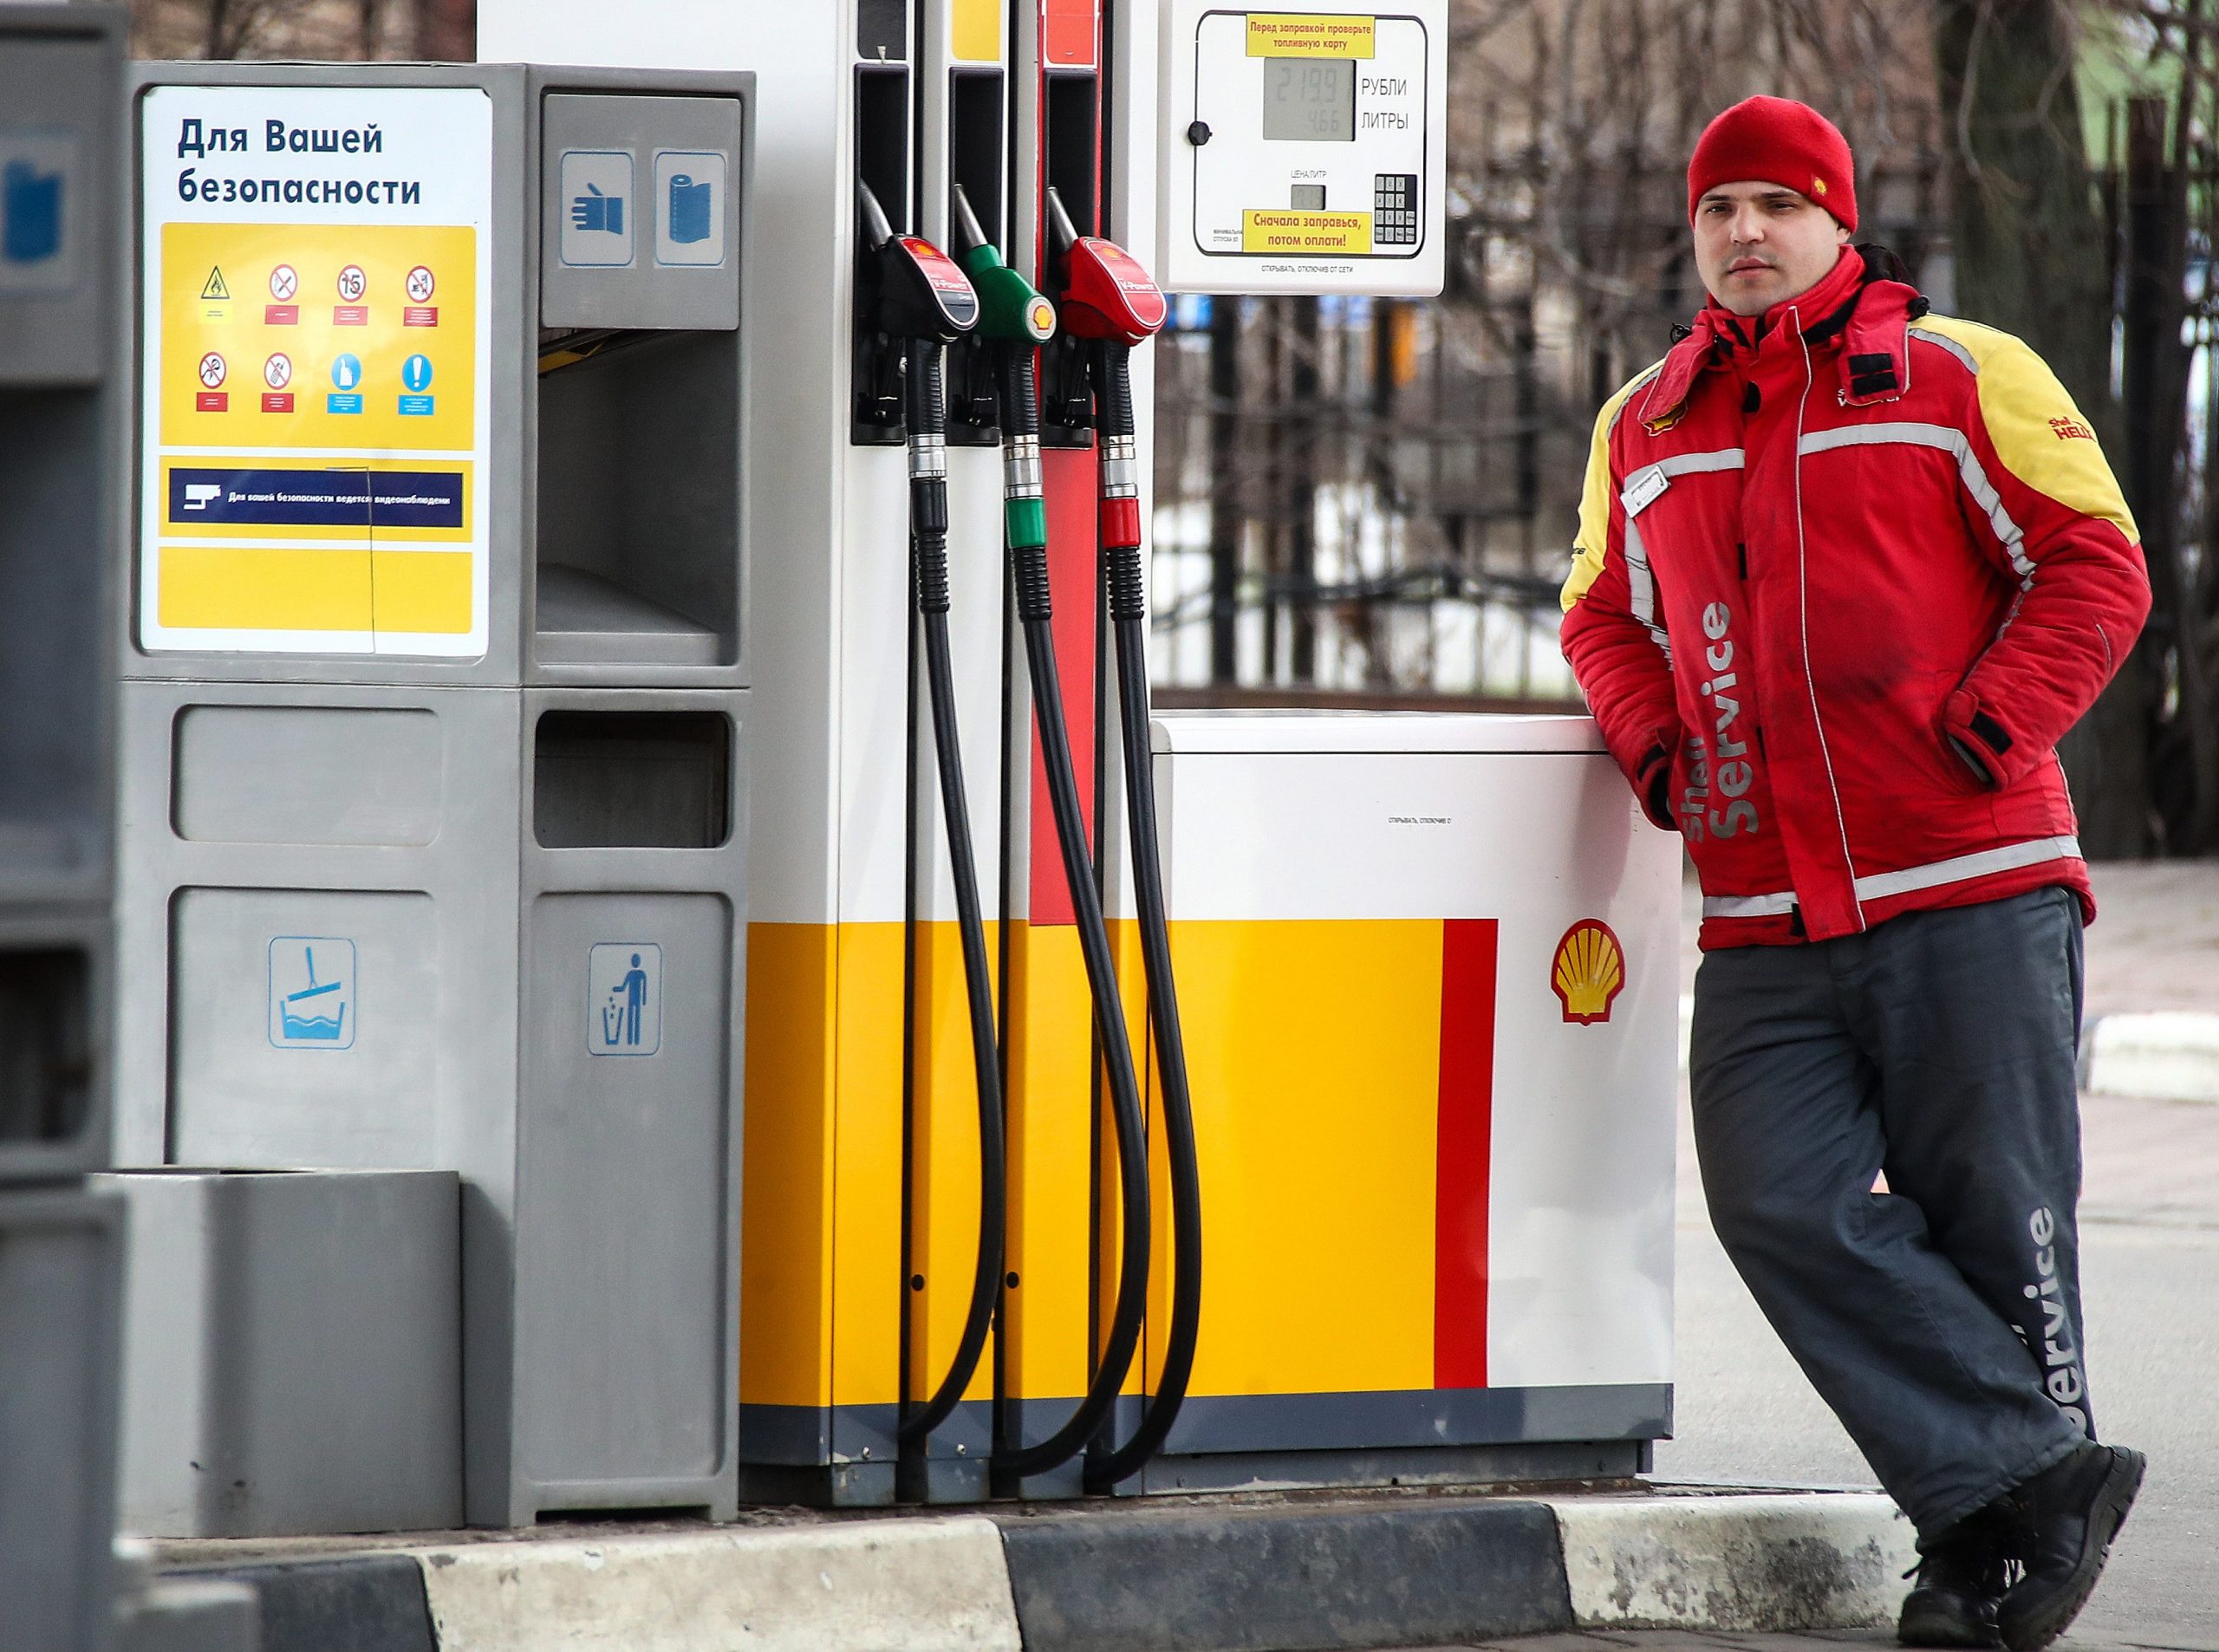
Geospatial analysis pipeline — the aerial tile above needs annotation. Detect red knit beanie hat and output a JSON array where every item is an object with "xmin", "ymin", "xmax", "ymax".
[{"xmin": 1687, "ymin": 96, "xmax": 1857, "ymax": 232}]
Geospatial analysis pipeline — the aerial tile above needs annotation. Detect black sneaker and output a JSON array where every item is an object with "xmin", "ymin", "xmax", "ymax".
[
  {"xmin": 1995, "ymin": 1442, "xmax": 2146, "ymax": 1651},
  {"xmin": 1899, "ymin": 1506, "xmax": 2013, "ymax": 1648}
]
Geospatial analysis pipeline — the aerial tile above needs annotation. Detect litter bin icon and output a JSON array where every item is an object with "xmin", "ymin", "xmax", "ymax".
[
  {"xmin": 667, "ymin": 172, "xmax": 713, "ymax": 244},
  {"xmin": 3, "ymin": 159, "xmax": 62, "ymax": 264}
]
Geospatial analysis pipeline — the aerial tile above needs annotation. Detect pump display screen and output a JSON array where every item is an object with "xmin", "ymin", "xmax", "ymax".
[{"xmin": 1260, "ymin": 58, "xmax": 1355, "ymax": 141}]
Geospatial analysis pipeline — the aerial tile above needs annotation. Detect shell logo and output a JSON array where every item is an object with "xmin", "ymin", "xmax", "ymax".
[{"xmin": 1551, "ymin": 919, "xmax": 1626, "ymax": 1025}]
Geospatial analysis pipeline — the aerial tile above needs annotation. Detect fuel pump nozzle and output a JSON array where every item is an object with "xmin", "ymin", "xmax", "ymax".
[
  {"xmin": 1038, "ymin": 193, "xmax": 1205, "ymax": 1491},
  {"xmin": 1042, "ymin": 186, "xmax": 1169, "ymax": 348},
  {"xmin": 944, "ymin": 185, "xmax": 1156, "ymax": 1490},
  {"xmin": 857, "ymin": 182, "xmax": 1006, "ymax": 1455}
]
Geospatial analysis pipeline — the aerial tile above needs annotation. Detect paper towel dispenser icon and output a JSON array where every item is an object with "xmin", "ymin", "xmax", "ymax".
[{"xmin": 667, "ymin": 172, "xmax": 712, "ymax": 245}]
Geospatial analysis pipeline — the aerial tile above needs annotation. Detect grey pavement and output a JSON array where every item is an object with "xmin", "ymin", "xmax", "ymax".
[
  {"xmin": 1654, "ymin": 860, "xmax": 2219, "ymax": 1649},
  {"xmin": 1371, "ymin": 1636, "xmax": 2216, "ymax": 1652}
]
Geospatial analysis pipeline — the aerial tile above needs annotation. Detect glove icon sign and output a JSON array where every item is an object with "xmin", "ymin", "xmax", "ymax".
[
  {"xmin": 557, "ymin": 153, "xmax": 635, "ymax": 269},
  {"xmin": 570, "ymin": 182, "xmax": 623, "ymax": 236}
]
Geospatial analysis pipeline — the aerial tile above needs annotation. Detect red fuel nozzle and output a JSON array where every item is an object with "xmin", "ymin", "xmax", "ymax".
[{"xmin": 1043, "ymin": 187, "xmax": 1166, "ymax": 347}]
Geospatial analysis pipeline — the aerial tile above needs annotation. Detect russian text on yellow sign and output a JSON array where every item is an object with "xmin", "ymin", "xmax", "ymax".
[
  {"xmin": 1241, "ymin": 210, "xmax": 1374, "ymax": 255},
  {"xmin": 156, "ymin": 460, "xmax": 474, "ymax": 545},
  {"xmin": 1246, "ymin": 13, "xmax": 1376, "ymax": 57}
]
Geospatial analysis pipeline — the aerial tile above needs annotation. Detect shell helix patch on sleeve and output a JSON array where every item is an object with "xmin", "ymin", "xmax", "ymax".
[{"xmin": 1914, "ymin": 315, "xmax": 2138, "ymax": 546}]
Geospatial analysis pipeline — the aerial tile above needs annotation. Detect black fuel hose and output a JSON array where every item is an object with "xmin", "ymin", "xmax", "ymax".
[
  {"xmin": 1084, "ymin": 339, "xmax": 1205, "ymax": 1489},
  {"xmin": 897, "ymin": 341, "xmax": 1009, "ymax": 1447},
  {"xmin": 990, "ymin": 347, "xmax": 1155, "ymax": 1480}
]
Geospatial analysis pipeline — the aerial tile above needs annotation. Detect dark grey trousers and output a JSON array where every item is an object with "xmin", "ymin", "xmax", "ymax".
[{"xmin": 1689, "ymin": 886, "xmax": 2094, "ymax": 1539}]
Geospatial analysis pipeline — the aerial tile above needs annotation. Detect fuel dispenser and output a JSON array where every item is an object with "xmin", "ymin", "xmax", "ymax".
[
  {"xmin": 113, "ymin": 62, "xmax": 753, "ymax": 1527},
  {"xmin": 480, "ymin": 0, "xmax": 1681, "ymax": 1509},
  {"xmin": 0, "ymin": 9, "xmax": 129, "ymax": 1644}
]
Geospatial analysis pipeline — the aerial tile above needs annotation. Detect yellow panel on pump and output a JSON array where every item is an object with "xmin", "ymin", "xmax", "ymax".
[
  {"xmin": 830, "ymin": 922, "xmax": 906, "ymax": 1409},
  {"xmin": 739, "ymin": 923, "xmax": 840, "ymax": 1410},
  {"xmin": 907, "ymin": 920, "xmax": 999, "ymax": 1404},
  {"xmin": 1001, "ymin": 920, "xmax": 1098, "ymax": 1400},
  {"xmin": 950, "ymin": 0, "xmax": 1001, "ymax": 62},
  {"xmin": 1167, "ymin": 917, "xmax": 1443, "ymax": 1399}
]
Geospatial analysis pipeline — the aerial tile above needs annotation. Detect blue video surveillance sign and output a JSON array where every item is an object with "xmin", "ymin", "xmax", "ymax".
[{"xmin": 168, "ymin": 466, "xmax": 464, "ymax": 529}]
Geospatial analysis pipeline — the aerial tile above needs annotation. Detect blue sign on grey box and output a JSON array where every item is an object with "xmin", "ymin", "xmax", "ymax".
[
  {"xmin": 667, "ymin": 173, "xmax": 712, "ymax": 244},
  {"xmin": 2, "ymin": 159, "xmax": 61, "ymax": 264}
]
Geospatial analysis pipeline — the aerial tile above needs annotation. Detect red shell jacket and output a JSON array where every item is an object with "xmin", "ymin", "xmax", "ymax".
[{"xmin": 1560, "ymin": 249, "xmax": 2150, "ymax": 949}]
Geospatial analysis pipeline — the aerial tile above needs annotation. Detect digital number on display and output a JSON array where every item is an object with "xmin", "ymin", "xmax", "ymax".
[{"xmin": 1260, "ymin": 58, "xmax": 1355, "ymax": 143}]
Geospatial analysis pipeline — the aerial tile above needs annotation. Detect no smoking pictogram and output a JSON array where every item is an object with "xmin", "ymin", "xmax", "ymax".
[
  {"xmin": 264, "ymin": 353, "xmax": 293, "ymax": 390},
  {"xmin": 336, "ymin": 264, "xmax": 367, "ymax": 302},
  {"xmin": 268, "ymin": 263, "xmax": 298, "ymax": 301},
  {"xmin": 198, "ymin": 352, "xmax": 227, "ymax": 388},
  {"xmin": 406, "ymin": 265, "xmax": 435, "ymax": 302}
]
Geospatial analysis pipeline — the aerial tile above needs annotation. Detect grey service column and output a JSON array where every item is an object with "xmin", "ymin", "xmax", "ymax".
[
  {"xmin": 114, "ymin": 63, "xmax": 751, "ymax": 1527},
  {"xmin": 0, "ymin": 7, "xmax": 129, "ymax": 1649}
]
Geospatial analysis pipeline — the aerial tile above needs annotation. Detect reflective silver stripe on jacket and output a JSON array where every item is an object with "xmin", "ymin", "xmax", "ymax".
[
  {"xmin": 1620, "ymin": 446, "xmax": 1747, "ymax": 512},
  {"xmin": 1701, "ymin": 835, "xmax": 2085, "ymax": 920},
  {"xmin": 1909, "ymin": 326, "xmax": 1979, "ymax": 374},
  {"xmin": 1621, "ymin": 520, "xmax": 1670, "ymax": 660},
  {"xmin": 1797, "ymin": 422, "xmax": 2035, "ymax": 589},
  {"xmin": 1702, "ymin": 890, "xmax": 1798, "ymax": 920},
  {"xmin": 1617, "ymin": 448, "xmax": 1744, "ymax": 664}
]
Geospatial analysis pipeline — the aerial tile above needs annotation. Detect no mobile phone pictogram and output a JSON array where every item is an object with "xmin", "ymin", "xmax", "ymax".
[{"xmin": 264, "ymin": 353, "xmax": 292, "ymax": 391}]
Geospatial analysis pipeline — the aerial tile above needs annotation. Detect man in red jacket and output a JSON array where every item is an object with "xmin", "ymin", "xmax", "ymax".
[{"xmin": 1561, "ymin": 97, "xmax": 2151, "ymax": 1650}]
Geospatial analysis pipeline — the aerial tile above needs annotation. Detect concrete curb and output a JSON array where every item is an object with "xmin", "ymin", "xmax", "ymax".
[
  {"xmin": 170, "ymin": 1488, "xmax": 1916, "ymax": 1651},
  {"xmin": 416, "ymin": 1519, "xmax": 1021, "ymax": 1652},
  {"xmin": 2080, "ymin": 1011, "xmax": 2219, "ymax": 1102},
  {"xmin": 992, "ymin": 1497, "xmax": 1570, "ymax": 1652},
  {"xmin": 1545, "ymin": 1492, "xmax": 1916, "ymax": 1630}
]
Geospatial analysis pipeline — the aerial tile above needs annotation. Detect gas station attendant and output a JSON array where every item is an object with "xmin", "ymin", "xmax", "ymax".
[{"xmin": 1560, "ymin": 95, "xmax": 2151, "ymax": 1652}]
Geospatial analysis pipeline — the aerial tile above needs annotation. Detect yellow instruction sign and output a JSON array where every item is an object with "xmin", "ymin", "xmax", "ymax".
[
  {"xmin": 1246, "ymin": 13, "xmax": 1376, "ymax": 57},
  {"xmin": 1242, "ymin": 209, "xmax": 1374, "ymax": 256},
  {"xmin": 138, "ymin": 82, "xmax": 493, "ymax": 657}
]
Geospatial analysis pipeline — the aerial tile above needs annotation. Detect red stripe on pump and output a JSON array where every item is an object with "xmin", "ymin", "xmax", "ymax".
[
  {"xmin": 1028, "ymin": 446, "xmax": 1101, "ymax": 926},
  {"xmin": 1043, "ymin": 0, "xmax": 1098, "ymax": 67},
  {"xmin": 1433, "ymin": 918, "xmax": 1499, "ymax": 1389}
]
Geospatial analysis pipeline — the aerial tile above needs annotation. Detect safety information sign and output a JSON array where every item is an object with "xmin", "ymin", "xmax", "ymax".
[{"xmin": 139, "ymin": 85, "xmax": 493, "ymax": 654}]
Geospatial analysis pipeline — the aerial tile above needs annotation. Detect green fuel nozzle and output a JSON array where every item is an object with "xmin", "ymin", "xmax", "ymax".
[
  {"xmin": 950, "ymin": 184, "xmax": 1056, "ymax": 347},
  {"xmin": 947, "ymin": 185, "xmax": 1051, "ymax": 556}
]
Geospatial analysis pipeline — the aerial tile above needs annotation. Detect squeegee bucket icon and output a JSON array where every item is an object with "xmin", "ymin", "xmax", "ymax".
[{"xmin": 281, "ymin": 946, "xmax": 346, "ymax": 1041}]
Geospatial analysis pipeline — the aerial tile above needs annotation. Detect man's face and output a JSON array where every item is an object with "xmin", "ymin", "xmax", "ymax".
[{"xmin": 1693, "ymin": 180, "xmax": 1852, "ymax": 317}]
